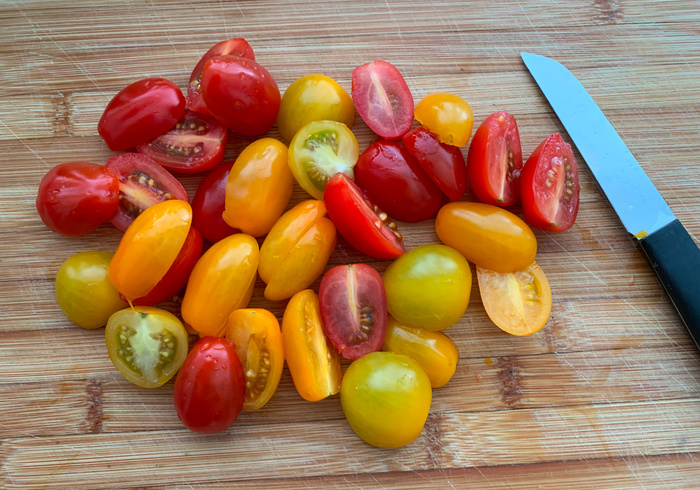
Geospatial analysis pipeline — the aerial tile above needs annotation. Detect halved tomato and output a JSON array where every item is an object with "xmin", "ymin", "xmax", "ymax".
[{"xmin": 414, "ymin": 93, "xmax": 473, "ymax": 147}]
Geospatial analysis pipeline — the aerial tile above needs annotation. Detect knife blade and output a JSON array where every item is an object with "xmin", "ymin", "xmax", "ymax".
[{"xmin": 521, "ymin": 52, "xmax": 700, "ymax": 348}]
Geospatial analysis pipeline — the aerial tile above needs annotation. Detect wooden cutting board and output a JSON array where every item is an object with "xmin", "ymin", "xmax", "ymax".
[{"xmin": 2, "ymin": 0, "xmax": 700, "ymax": 487}]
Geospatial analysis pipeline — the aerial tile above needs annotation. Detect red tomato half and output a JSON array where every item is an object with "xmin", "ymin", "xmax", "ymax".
[
  {"xmin": 319, "ymin": 264, "xmax": 387, "ymax": 360},
  {"xmin": 36, "ymin": 162, "xmax": 119, "ymax": 236},
  {"xmin": 467, "ymin": 111, "xmax": 523, "ymax": 207},
  {"xmin": 106, "ymin": 153, "xmax": 189, "ymax": 231},
  {"xmin": 98, "ymin": 78, "xmax": 186, "ymax": 151},
  {"xmin": 187, "ymin": 38, "xmax": 255, "ymax": 115},
  {"xmin": 323, "ymin": 173, "xmax": 404, "ymax": 259},
  {"xmin": 351, "ymin": 60, "xmax": 414, "ymax": 139},
  {"xmin": 191, "ymin": 161, "xmax": 239, "ymax": 243},
  {"xmin": 136, "ymin": 110, "xmax": 227, "ymax": 174},
  {"xmin": 521, "ymin": 133, "xmax": 580, "ymax": 232}
]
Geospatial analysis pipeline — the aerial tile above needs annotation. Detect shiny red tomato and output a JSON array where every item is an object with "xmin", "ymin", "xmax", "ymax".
[
  {"xmin": 323, "ymin": 173, "xmax": 404, "ymax": 259},
  {"xmin": 173, "ymin": 337, "xmax": 246, "ymax": 434},
  {"xmin": 201, "ymin": 55, "xmax": 280, "ymax": 136},
  {"xmin": 36, "ymin": 162, "xmax": 119, "ymax": 236},
  {"xmin": 98, "ymin": 78, "xmax": 185, "ymax": 151},
  {"xmin": 355, "ymin": 139, "xmax": 443, "ymax": 222},
  {"xmin": 319, "ymin": 264, "xmax": 387, "ymax": 360},
  {"xmin": 191, "ymin": 161, "xmax": 238, "ymax": 243}
]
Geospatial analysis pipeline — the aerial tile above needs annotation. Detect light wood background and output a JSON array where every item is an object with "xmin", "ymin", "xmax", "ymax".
[{"xmin": 2, "ymin": 0, "xmax": 700, "ymax": 488}]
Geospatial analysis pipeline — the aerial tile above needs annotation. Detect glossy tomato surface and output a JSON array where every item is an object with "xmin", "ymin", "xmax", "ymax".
[
  {"xmin": 414, "ymin": 93, "xmax": 473, "ymax": 147},
  {"xmin": 191, "ymin": 161, "xmax": 238, "ymax": 243}
]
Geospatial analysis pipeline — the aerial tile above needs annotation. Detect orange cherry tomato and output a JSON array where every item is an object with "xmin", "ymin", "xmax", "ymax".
[
  {"xmin": 282, "ymin": 289, "xmax": 342, "ymax": 401},
  {"xmin": 109, "ymin": 200, "xmax": 192, "ymax": 301},
  {"xmin": 181, "ymin": 233, "xmax": 259, "ymax": 336},
  {"xmin": 258, "ymin": 200, "xmax": 336, "ymax": 301},
  {"xmin": 477, "ymin": 261, "xmax": 552, "ymax": 336},
  {"xmin": 435, "ymin": 202, "xmax": 537, "ymax": 273},
  {"xmin": 224, "ymin": 309, "xmax": 284, "ymax": 410},
  {"xmin": 414, "ymin": 93, "xmax": 474, "ymax": 147},
  {"xmin": 222, "ymin": 138, "xmax": 294, "ymax": 237}
]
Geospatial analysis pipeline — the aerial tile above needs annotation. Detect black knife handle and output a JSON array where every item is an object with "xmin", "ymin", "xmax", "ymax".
[{"xmin": 639, "ymin": 219, "xmax": 700, "ymax": 349}]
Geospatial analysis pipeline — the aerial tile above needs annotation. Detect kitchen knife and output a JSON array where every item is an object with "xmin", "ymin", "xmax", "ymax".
[{"xmin": 521, "ymin": 52, "xmax": 700, "ymax": 348}]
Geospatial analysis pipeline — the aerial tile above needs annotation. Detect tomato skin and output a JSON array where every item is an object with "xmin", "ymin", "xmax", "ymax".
[
  {"xmin": 435, "ymin": 202, "xmax": 537, "ymax": 273},
  {"xmin": 414, "ymin": 93, "xmax": 474, "ymax": 147},
  {"xmin": 223, "ymin": 138, "xmax": 294, "ymax": 237},
  {"xmin": 521, "ymin": 133, "xmax": 580, "ymax": 232},
  {"xmin": 36, "ymin": 162, "xmax": 119, "ymax": 236},
  {"xmin": 98, "ymin": 78, "xmax": 186, "ymax": 151},
  {"xmin": 173, "ymin": 336, "xmax": 246, "ymax": 434},
  {"xmin": 354, "ymin": 139, "xmax": 443, "ymax": 222},
  {"xmin": 201, "ymin": 55, "xmax": 280, "ymax": 136},
  {"xmin": 467, "ymin": 111, "xmax": 523, "ymax": 207},
  {"xmin": 191, "ymin": 161, "xmax": 238, "ymax": 243}
]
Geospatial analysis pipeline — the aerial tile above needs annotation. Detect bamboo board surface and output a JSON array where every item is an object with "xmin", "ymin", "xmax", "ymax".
[{"xmin": 2, "ymin": 0, "xmax": 700, "ymax": 488}]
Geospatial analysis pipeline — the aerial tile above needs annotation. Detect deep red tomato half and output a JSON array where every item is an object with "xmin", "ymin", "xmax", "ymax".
[
  {"xmin": 351, "ymin": 60, "xmax": 413, "ymax": 140},
  {"xmin": 98, "ymin": 78, "xmax": 186, "ymax": 151},
  {"xmin": 173, "ymin": 336, "xmax": 246, "ymax": 434},
  {"xmin": 136, "ymin": 110, "xmax": 227, "ymax": 174},
  {"xmin": 319, "ymin": 264, "xmax": 387, "ymax": 360},
  {"xmin": 323, "ymin": 173, "xmax": 404, "ymax": 259},
  {"xmin": 521, "ymin": 133, "xmax": 580, "ymax": 232},
  {"xmin": 187, "ymin": 38, "xmax": 255, "ymax": 115},
  {"xmin": 105, "ymin": 153, "xmax": 189, "ymax": 231},
  {"xmin": 467, "ymin": 110, "xmax": 523, "ymax": 207},
  {"xmin": 36, "ymin": 162, "xmax": 119, "ymax": 236},
  {"xmin": 201, "ymin": 55, "xmax": 280, "ymax": 136},
  {"xmin": 191, "ymin": 160, "xmax": 239, "ymax": 243},
  {"xmin": 403, "ymin": 126, "xmax": 467, "ymax": 201},
  {"xmin": 355, "ymin": 139, "xmax": 443, "ymax": 222}
]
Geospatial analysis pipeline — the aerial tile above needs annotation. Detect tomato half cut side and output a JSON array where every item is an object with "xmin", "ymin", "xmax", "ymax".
[
  {"xmin": 323, "ymin": 173, "xmax": 404, "ymax": 259},
  {"xmin": 191, "ymin": 161, "xmax": 239, "ymax": 243},
  {"xmin": 106, "ymin": 153, "xmax": 189, "ymax": 231}
]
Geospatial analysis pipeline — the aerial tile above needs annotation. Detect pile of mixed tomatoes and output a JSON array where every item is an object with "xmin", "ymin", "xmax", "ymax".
[{"xmin": 36, "ymin": 38, "xmax": 580, "ymax": 447}]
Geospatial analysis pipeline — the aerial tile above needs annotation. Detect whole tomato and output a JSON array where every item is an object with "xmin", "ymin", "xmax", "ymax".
[{"xmin": 191, "ymin": 161, "xmax": 239, "ymax": 243}]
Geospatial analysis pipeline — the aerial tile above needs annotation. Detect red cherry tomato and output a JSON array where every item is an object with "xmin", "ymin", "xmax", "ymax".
[
  {"xmin": 105, "ymin": 153, "xmax": 189, "ymax": 231},
  {"xmin": 201, "ymin": 55, "xmax": 280, "ymax": 136},
  {"xmin": 187, "ymin": 38, "xmax": 255, "ymax": 115},
  {"xmin": 323, "ymin": 173, "xmax": 404, "ymax": 259},
  {"xmin": 319, "ymin": 264, "xmax": 387, "ymax": 360},
  {"xmin": 191, "ymin": 161, "xmax": 239, "ymax": 243},
  {"xmin": 521, "ymin": 133, "xmax": 580, "ymax": 232},
  {"xmin": 36, "ymin": 162, "xmax": 119, "ymax": 236},
  {"xmin": 355, "ymin": 139, "xmax": 443, "ymax": 222},
  {"xmin": 98, "ymin": 78, "xmax": 186, "ymax": 151},
  {"xmin": 136, "ymin": 110, "xmax": 227, "ymax": 174},
  {"xmin": 402, "ymin": 126, "xmax": 467, "ymax": 201},
  {"xmin": 173, "ymin": 336, "xmax": 246, "ymax": 434},
  {"xmin": 467, "ymin": 111, "xmax": 523, "ymax": 207}
]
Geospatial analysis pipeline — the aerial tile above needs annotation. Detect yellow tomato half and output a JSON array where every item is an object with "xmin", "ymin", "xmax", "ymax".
[{"xmin": 414, "ymin": 93, "xmax": 474, "ymax": 147}]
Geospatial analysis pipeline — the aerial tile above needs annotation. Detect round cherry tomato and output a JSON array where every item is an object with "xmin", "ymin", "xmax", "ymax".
[
  {"xmin": 187, "ymin": 38, "xmax": 255, "ymax": 115},
  {"xmin": 105, "ymin": 153, "xmax": 189, "ymax": 231},
  {"xmin": 55, "ymin": 251, "xmax": 128, "ymax": 329},
  {"xmin": 98, "ymin": 78, "xmax": 185, "ymax": 151},
  {"xmin": 435, "ymin": 202, "xmax": 537, "ymax": 273},
  {"xmin": 319, "ymin": 264, "xmax": 387, "ymax": 360},
  {"xmin": 382, "ymin": 244, "xmax": 471, "ymax": 331},
  {"xmin": 355, "ymin": 139, "xmax": 442, "ymax": 222},
  {"xmin": 36, "ymin": 162, "xmax": 119, "ymax": 236},
  {"xmin": 223, "ymin": 138, "xmax": 294, "ymax": 237},
  {"xmin": 136, "ymin": 110, "xmax": 227, "ymax": 174},
  {"xmin": 106, "ymin": 306, "xmax": 189, "ymax": 388},
  {"xmin": 173, "ymin": 336, "xmax": 246, "ymax": 434},
  {"xmin": 477, "ymin": 261, "xmax": 552, "ymax": 336},
  {"xmin": 340, "ymin": 351, "xmax": 432, "ymax": 448},
  {"xmin": 323, "ymin": 173, "xmax": 404, "ymax": 259},
  {"xmin": 277, "ymin": 74, "xmax": 355, "ymax": 143},
  {"xmin": 288, "ymin": 120, "xmax": 359, "ymax": 199},
  {"xmin": 414, "ymin": 93, "xmax": 473, "ymax": 147},
  {"xmin": 282, "ymin": 290, "xmax": 342, "ymax": 402},
  {"xmin": 201, "ymin": 55, "xmax": 280, "ymax": 136},
  {"xmin": 521, "ymin": 133, "xmax": 580, "ymax": 232},
  {"xmin": 224, "ymin": 309, "xmax": 284, "ymax": 410},
  {"xmin": 191, "ymin": 161, "xmax": 238, "ymax": 243},
  {"xmin": 402, "ymin": 126, "xmax": 467, "ymax": 201},
  {"xmin": 351, "ymin": 60, "xmax": 413, "ymax": 139},
  {"xmin": 467, "ymin": 111, "xmax": 523, "ymax": 206}
]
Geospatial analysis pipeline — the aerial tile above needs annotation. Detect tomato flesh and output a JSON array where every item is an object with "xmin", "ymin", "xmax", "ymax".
[{"xmin": 191, "ymin": 161, "xmax": 238, "ymax": 243}]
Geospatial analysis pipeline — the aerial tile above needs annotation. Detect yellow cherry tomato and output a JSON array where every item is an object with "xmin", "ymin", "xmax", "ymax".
[
  {"xmin": 414, "ymin": 93, "xmax": 474, "ymax": 147},
  {"xmin": 222, "ymin": 138, "xmax": 294, "ymax": 237}
]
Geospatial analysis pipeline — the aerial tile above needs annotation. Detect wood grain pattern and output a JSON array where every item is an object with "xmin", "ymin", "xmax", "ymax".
[{"xmin": 2, "ymin": 0, "xmax": 700, "ymax": 488}]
